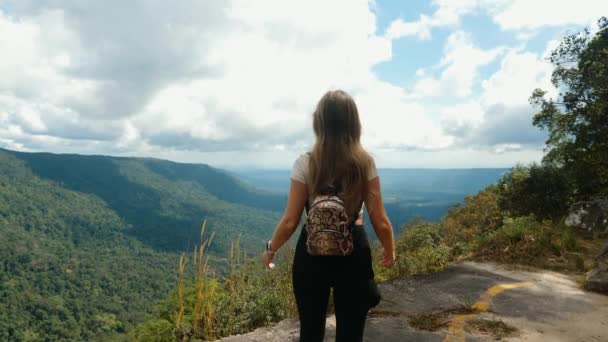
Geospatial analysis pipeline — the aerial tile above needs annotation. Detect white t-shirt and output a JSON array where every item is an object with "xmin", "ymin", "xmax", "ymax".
[{"xmin": 290, "ymin": 153, "xmax": 378, "ymax": 216}]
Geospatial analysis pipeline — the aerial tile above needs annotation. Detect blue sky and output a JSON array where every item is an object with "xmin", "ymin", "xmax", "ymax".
[
  {"xmin": 373, "ymin": 1, "xmax": 591, "ymax": 97},
  {"xmin": 0, "ymin": 0, "xmax": 606, "ymax": 168}
]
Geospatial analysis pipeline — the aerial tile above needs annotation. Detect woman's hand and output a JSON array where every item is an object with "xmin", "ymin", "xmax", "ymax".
[
  {"xmin": 262, "ymin": 179, "xmax": 306, "ymax": 270},
  {"xmin": 380, "ymin": 248, "xmax": 396, "ymax": 268},
  {"xmin": 366, "ymin": 177, "xmax": 396, "ymax": 269},
  {"xmin": 261, "ymin": 250, "xmax": 276, "ymax": 269}
]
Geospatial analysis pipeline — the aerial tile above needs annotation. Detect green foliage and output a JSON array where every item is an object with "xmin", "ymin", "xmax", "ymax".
[
  {"xmin": 145, "ymin": 161, "xmax": 286, "ymax": 213},
  {"xmin": 376, "ymin": 222, "xmax": 452, "ymax": 280},
  {"xmin": 379, "ymin": 182, "xmax": 599, "ymax": 282},
  {"xmin": 134, "ymin": 319, "xmax": 174, "ymax": 342},
  {"xmin": 140, "ymin": 244, "xmax": 296, "ymax": 341},
  {"xmin": 375, "ymin": 187, "xmax": 504, "ymax": 281},
  {"xmin": 213, "ymin": 258, "xmax": 296, "ymax": 337},
  {"xmin": 0, "ymin": 151, "xmax": 178, "ymax": 341},
  {"xmin": 10, "ymin": 149, "xmax": 281, "ymax": 253},
  {"xmin": 399, "ymin": 220, "xmax": 444, "ymax": 251},
  {"xmin": 0, "ymin": 148, "xmax": 286, "ymax": 341},
  {"xmin": 497, "ymin": 163, "xmax": 571, "ymax": 220},
  {"xmin": 441, "ymin": 186, "xmax": 503, "ymax": 246},
  {"xmin": 474, "ymin": 216, "xmax": 584, "ymax": 272},
  {"xmin": 530, "ymin": 17, "xmax": 608, "ymax": 200},
  {"xmin": 436, "ymin": 184, "xmax": 595, "ymax": 273}
]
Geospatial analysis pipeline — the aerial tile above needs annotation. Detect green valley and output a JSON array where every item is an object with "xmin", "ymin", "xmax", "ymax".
[{"xmin": 0, "ymin": 148, "xmax": 283, "ymax": 341}]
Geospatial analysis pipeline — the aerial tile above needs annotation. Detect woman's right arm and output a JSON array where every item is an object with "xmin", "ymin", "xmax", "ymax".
[{"xmin": 364, "ymin": 177, "xmax": 396, "ymax": 267}]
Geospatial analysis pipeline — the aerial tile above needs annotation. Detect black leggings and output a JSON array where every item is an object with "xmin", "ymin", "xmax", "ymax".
[{"xmin": 292, "ymin": 225, "xmax": 374, "ymax": 342}]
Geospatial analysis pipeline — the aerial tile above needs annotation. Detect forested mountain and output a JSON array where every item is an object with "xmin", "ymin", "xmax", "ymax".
[
  {"xmin": 0, "ymin": 148, "xmax": 283, "ymax": 341},
  {"xmin": 5, "ymin": 149, "xmax": 283, "ymax": 253},
  {"xmin": 0, "ymin": 147, "xmax": 505, "ymax": 340}
]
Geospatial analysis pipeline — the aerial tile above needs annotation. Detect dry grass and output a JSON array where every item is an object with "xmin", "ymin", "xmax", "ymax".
[
  {"xmin": 408, "ymin": 313, "xmax": 447, "ymax": 331},
  {"xmin": 175, "ymin": 254, "xmax": 188, "ymax": 341},
  {"xmin": 192, "ymin": 220, "xmax": 216, "ymax": 339},
  {"xmin": 174, "ymin": 220, "xmax": 218, "ymax": 341},
  {"xmin": 465, "ymin": 318, "xmax": 517, "ymax": 339},
  {"xmin": 160, "ymin": 220, "xmax": 298, "ymax": 341},
  {"xmin": 472, "ymin": 217, "xmax": 600, "ymax": 274},
  {"xmin": 407, "ymin": 307, "xmax": 476, "ymax": 331}
]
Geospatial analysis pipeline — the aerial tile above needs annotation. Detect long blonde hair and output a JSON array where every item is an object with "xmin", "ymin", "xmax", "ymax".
[{"xmin": 308, "ymin": 90, "xmax": 373, "ymax": 213}]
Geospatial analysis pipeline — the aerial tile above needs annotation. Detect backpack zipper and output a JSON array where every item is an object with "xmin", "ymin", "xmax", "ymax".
[{"xmin": 310, "ymin": 229, "xmax": 349, "ymax": 238}]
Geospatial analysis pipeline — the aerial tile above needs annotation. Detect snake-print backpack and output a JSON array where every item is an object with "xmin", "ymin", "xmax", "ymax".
[{"xmin": 305, "ymin": 182, "xmax": 362, "ymax": 256}]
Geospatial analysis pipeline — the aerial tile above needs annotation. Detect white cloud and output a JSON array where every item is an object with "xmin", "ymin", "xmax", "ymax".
[
  {"xmin": 374, "ymin": 146, "xmax": 543, "ymax": 168},
  {"xmin": 384, "ymin": 0, "xmax": 507, "ymax": 40},
  {"xmin": 440, "ymin": 100, "xmax": 484, "ymax": 137},
  {"xmin": 481, "ymin": 49, "xmax": 555, "ymax": 106},
  {"xmin": 442, "ymin": 42, "xmax": 557, "ymax": 150},
  {"xmin": 384, "ymin": 0, "xmax": 607, "ymax": 41},
  {"xmin": 355, "ymin": 84, "xmax": 452, "ymax": 151},
  {"xmin": 1, "ymin": 0, "xmax": 449, "ymax": 162},
  {"xmin": 494, "ymin": 0, "xmax": 608, "ymax": 30},
  {"xmin": 385, "ymin": 14, "xmax": 434, "ymax": 40},
  {"xmin": 0, "ymin": 0, "xmax": 601, "ymax": 168},
  {"xmin": 0, "ymin": 0, "xmax": 229, "ymax": 156},
  {"xmin": 410, "ymin": 31, "xmax": 504, "ymax": 98}
]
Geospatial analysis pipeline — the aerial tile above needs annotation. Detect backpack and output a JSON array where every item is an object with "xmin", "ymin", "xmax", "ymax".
[{"xmin": 305, "ymin": 182, "xmax": 362, "ymax": 256}]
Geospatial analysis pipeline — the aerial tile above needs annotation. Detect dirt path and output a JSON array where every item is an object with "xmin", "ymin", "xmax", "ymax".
[{"xmin": 217, "ymin": 262, "xmax": 608, "ymax": 341}]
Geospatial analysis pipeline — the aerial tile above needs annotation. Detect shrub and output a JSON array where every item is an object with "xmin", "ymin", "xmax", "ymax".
[
  {"xmin": 213, "ymin": 250, "xmax": 296, "ymax": 337},
  {"xmin": 134, "ymin": 319, "xmax": 174, "ymax": 342},
  {"xmin": 441, "ymin": 186, "xmax": 503, "ymax": 246},
  {"xmin": 474, "ymin": 216, "xmax": 583, "ymax": 272},
  {"xmin": 137, "ymin": 223, "xmax": 297, "ymax": 341},
  {"xmin": 497, "ymin": 163, "xmax": 571, "ymax": 221},
  {"xmin": 376, "ymin": 222, "xmax": 452, "ymax": 280},
  {"xmin": 398, "ymin": 221, "xmax": 443, "ymax": 251}
]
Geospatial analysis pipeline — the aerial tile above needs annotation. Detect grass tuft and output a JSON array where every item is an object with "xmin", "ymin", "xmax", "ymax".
[
  {"xmin": 465, "ymin": 318, "xmax": 517, "ymax": 339},
  {"xmin": 409, "ymin": 313, "xmax": 447, "ymax": 331}
]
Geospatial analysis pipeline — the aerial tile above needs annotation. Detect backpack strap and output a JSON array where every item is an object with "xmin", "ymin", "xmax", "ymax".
[
  {"xmin": 304, "ymin": 179, "xmax": 364, "ymax": 225},
  {"xmin": 304, "ymin": 179, "xmax": 339, "ymax": 216},
  {"xmin": 350, "ymin": 199, "xmax": 364, "ymax": 227}
]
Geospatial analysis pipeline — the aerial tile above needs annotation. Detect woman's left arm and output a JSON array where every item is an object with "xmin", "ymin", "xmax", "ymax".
[{"xmin": 262, "ymin": 179, "xmax": 308, "ymax": 266}]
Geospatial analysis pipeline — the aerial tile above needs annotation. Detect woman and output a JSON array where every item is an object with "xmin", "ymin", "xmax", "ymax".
[{"xmin": 262, "ymin": 90, "xmax": 396, "ymax": 342}]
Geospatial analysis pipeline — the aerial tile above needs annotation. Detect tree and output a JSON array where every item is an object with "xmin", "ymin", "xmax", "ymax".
[
  {"xmin": 530, "ymin": 17, "xmax": 608, "ymax": 199},
  {"xmin": 497, "ymin": 163, "xmax": 570, "ymax": 220}
]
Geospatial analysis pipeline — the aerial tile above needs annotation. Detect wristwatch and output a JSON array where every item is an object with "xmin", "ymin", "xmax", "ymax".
[{"xmin": 266, "ymin": 240, "xmax": 276, "ymax": 255}]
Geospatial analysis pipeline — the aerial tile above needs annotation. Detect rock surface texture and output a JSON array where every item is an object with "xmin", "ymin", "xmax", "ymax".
[
  {"xmin": 565, "ymin": 198, "xmax": 608, "ymax": 235},
  {"xmin": 586, "ymin": 241, "xmax": 608, "ymax": 293},
  {"xmin": 216, "ymin": 262, "xmax": 608, "ymax": 342}
]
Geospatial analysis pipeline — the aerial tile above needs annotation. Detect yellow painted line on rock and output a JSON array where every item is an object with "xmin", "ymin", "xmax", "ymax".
[
  {"xmin": 472, "ymin": 281, "xmax": 534, "ymax": 312},
  {"xmin": 444, "ymin": 314, "xmax": 477, "ymax": 342},
  {"xmin": 443, "ymin": 281, "xmax": 534, "ymax": 342}
]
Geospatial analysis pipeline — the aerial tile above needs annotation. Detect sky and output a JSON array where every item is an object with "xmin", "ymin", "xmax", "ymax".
[{"xmin": 0, "ymin": 0, "xmax": 606, "ymax": 169}]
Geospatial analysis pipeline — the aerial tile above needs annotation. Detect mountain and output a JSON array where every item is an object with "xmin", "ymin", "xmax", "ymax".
[
  {"xmin": 0, "ymin": 147, "xmax": 507, "ymax": 340},
  {"xmin": 0, "ymin": 148, "xmax": 284, "ymax": 341},
  {"xmin": 233, "ymin": 168, "xmax": 508, "ymax": 234},
  {"xmin": 5, "ymin": 149, "xmax": 284, "ymax": 253}
]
